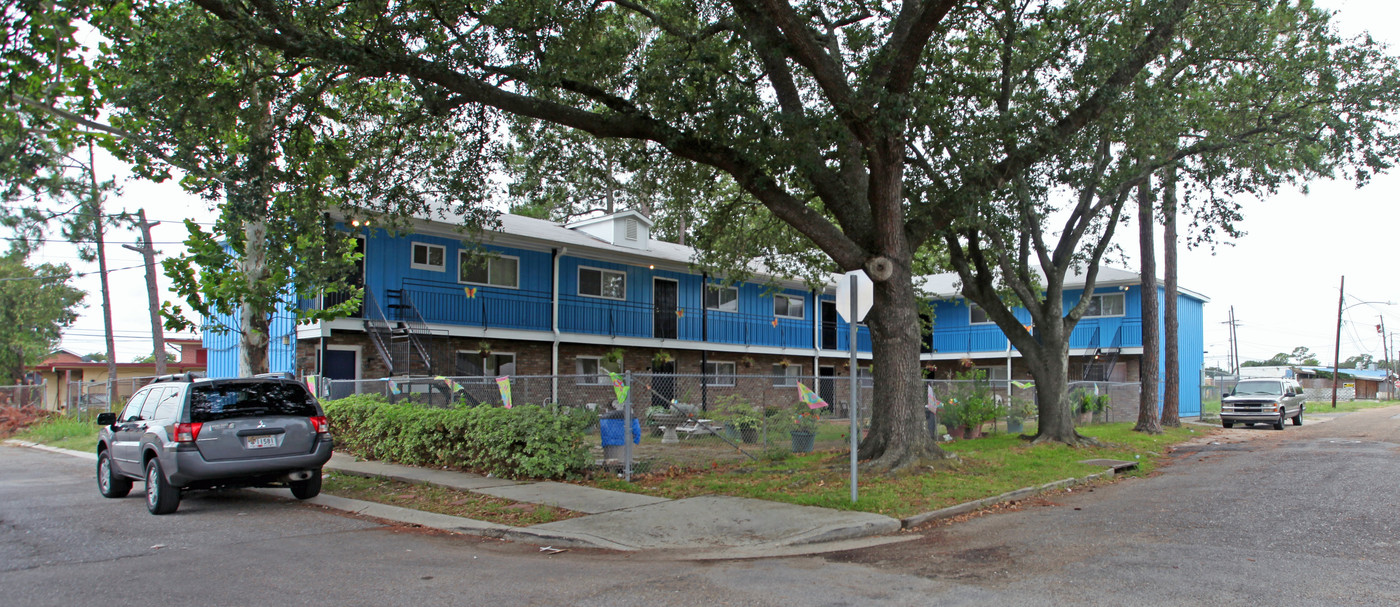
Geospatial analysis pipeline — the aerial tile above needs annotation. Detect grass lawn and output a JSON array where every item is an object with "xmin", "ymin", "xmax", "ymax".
[
  {"xmin": 11, "ymin": 417, "xmax": 100, "ymax": 453},
  {"xmin": 583, "ymin": 422, "xmax": 1209, "ymax": 519}
]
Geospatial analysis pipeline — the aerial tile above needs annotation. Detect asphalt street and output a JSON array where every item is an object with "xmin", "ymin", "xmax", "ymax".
[{"xmin": 3, "ymin": 404, "xmax": 1398, "ymax": 606}]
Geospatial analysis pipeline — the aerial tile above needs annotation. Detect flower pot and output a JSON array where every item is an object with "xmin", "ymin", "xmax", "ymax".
[
  {"xmin": 739, "ymin": 427, "xmax": 760, "ymax": 444},
  {"xmin": 1078, "ymin": 411, "xmax": 1092, "ymax": 425},
  {"xmin": 1007, "ymin": 418, "xmax": 1024, "ymax": 434},
  {"xmin": 789, "ymin": 430, "xmax": 816, "ymax": 453},
  {"xmin": 961, "ymin": 424, "xmax": 981, "ymax": 439}
]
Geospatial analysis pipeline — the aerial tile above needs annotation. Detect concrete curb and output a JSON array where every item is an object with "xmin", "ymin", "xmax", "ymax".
[
  {"xmin": 900, "ymin": 471, "xmax": 1112, "ymax": 528},
  {"xmin": 3, "ymin": 439, "xmax": 95, "ymax": 460}
]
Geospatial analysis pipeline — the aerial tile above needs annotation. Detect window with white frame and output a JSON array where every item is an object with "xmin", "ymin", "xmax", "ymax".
[
  {"xmin": 772, "ymin": 363, "xmax": 801, "ymax": 386},
  {"xmin": 459, "ymin": 252, "xmax": 519, "ymax": 288},
  {"xmin": 455, "ymin": 352, "xmax": 516, "ymax": 380},
  {"xmin": 575, "ymin": 355, "xmax": 622, "ymax": 384},
  {"xmin": 969, "ymin": 303, "xmax": 993, "ymax": 324},
  {"xmin": 411, "ymin": 242, "xmax": 446, "ymax": 271},
  {"xmin": 1083, "ymin": 292, "xmax": 1126, "ymax": 317},
  {"xmin": 706, "ymin": 284, "xmax": 738, "ymax": 312},
  {"xmin": 703, "ymin": 361, "xmax": 737, "ymax": 385},
  {"xmin": 579, "ymin": 267, "xmax": 626, "ymax": 299},
  {"xmin": 774, "ymin": 294, "xmax": 804, "ymax": 319}
]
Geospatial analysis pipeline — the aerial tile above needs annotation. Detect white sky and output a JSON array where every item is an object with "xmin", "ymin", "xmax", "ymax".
[{"xmin": 30, "ymin": 0, "xmax": 1400, "ymax": 368}]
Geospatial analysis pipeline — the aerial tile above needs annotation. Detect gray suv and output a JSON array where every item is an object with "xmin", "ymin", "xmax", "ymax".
[
  {"xmin": 95, "ymin": 373, "xmax": 334, "ymax": 514},
  {"xmin": 1221, "ymin": 378, "xmax": 1306, "ymax": 430}
]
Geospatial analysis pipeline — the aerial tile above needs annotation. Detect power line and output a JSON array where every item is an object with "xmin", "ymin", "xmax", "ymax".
[{"xmin": 0, "ymin": 262, "xmax": 146, "ymax": 282}]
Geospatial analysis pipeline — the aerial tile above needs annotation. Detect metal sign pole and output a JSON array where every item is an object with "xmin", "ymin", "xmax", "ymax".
[{"xmin": 849, "ymin": 274, "xmax": 859, "ymax": 504}]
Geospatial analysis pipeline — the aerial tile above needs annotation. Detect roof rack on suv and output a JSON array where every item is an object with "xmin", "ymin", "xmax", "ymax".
[
  {"xmin": 151, "ymin": 372, "xmax": 199, "ymax": 384},
  {"xmin": 253, "ymin": 372, "xmax": 297, "ymax": 380}
]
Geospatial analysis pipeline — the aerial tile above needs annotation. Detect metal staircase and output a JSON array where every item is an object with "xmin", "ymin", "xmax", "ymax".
[
  {"xmin": 1082, "ymin": 325, "xmax": 1123, "ymax": 381},
  {"xmin": 363, "ymin": 289, "xmax": 437, "ymax": 375}
]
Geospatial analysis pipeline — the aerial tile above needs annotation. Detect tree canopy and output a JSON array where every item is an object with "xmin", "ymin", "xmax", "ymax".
[{"xmin": 0, "ymin": 251, "xmax": 84, "ymax": 381}]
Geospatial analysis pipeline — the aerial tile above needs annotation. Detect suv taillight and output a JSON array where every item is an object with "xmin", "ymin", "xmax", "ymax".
[
  {"xmin": 310, "ymin": 416, "xmax": 329, "ymax": 434},
  {"xmin": 174, "ymin": 422, "xmax": 203, "ymax": 443}
]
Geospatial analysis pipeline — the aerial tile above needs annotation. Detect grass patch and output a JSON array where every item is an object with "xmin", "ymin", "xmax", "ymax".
[
  {"xmin": 583, "ymin": 423, "xmax": 1208, "ymax": 519},
  {"xmin": 13, "ymin": 417, "xmax": 99, "ymax": 453},
  {"xmin": 320, "ymin": 472, "xmax": 582, "ymax": 526}
]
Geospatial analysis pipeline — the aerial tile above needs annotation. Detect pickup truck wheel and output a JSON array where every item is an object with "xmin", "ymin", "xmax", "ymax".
[{"xmin": 1272, "ymin": 411, "xmax": 1286, "ymax": 431}]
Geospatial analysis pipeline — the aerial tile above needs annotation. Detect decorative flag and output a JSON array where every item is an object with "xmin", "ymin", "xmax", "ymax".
[
  {"xmin": 436, "ymin": 375, "xmax": 462, "ymax": 393},
  {"xmin": 771, "ymin": 318, "xmax": 779, "ymax": 327},
  {"xmin": 608, "ymin": 371, "xmax": 630, "ymax": 404},
  {"xmin": 1012, "ymin": 381, "xmax": 1035, "ymax": 389},
  {"xmin": 305, "ymin": 376, "xmax": 318, "ymax": 397},
  {"xmin": 386, "ymin": 379, "xmax": 401, "ymax": 395},
  {"xmin": 676, "ymin": 309, "xmax": 684, "ymax": 318},
  {"xmin": 463, "ymin": 286, "xmax": 477, "ymax": 298},
  {"xmin": 496, "ymin": 376, "xmax": 513, "ymax": 409},
  {"xmin": 926, "ymin": 384, "xmax": 941, "ymax": 412},
  {"xmin": 797, "ymin": 382, "xmax": 829, "ymax": 409}
]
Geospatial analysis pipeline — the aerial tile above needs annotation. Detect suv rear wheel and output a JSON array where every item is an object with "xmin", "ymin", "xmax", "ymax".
[
  {"xmin": 145, "ymin": 458, "xmax": 181, "ymax": 515},
  {"xmin": 97, "ymin": 451, "xmax": 132, "ymax": 498},
  {"xmin": 290, "ymin": 469, "xmax": 322, "ymax": 500},
  {"xmin": 1292, "ymin": 410, "xmax": 1303, "ymax": 426}
]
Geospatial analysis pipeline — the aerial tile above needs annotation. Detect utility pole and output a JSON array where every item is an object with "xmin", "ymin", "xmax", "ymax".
[
  {"xmin": 1331, "ymin": 276, "xmax": 1345, "ymax": 409},
  {"xmin": 86, "ymin": 142, "xmax": 119, "ymax": 409},
  {"xmin": 1224, "ymin": 307, "xmax": 1240, "ymax": 375},
  {"xmin": 1379, "ymin": 318, "xmax": 1390, "ymax": 400},
  {"xmin": 122, "ymin": 209, "xmax": 165, "ymax": 375}
]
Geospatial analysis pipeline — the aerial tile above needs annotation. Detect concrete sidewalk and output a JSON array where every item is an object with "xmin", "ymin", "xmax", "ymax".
[{"xmin": 322, "ymin": 453, "xmax": 909, "ymax": 557}]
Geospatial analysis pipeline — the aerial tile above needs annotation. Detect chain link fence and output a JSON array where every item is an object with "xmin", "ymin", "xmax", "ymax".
[
  {"xmin": 319, "ymin": 373, "xmax": 1141, "ymax": 478},
  {"xmin": 0, "ymin": 384, "xmax": 44, "ymax": 409},
  {"xmin": 64, "ymin": 376, "xmax": 161, "ymax": 419}
]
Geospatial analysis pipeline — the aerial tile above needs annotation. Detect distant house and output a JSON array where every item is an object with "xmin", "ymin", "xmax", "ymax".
[
  {"xmin": 30, "ymin": 339, "xmax": 207, "ymax": 411},
  {"xmin": 1300, "ymin": 366, "xmax": 1392, "ymax": 400},
  {"xmin": 202, "ymin": 210, "xmax": 1209, "ymax": 416}
]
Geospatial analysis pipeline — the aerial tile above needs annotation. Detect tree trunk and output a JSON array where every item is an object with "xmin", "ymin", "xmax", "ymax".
[
  {"xmin": 1161, "ymin": 167, "xmax": 1180, "ymax": 427},
  {"xmin": 1135, "ymin": 181, "xmax": 1162, "ymax": 434},
  {"xmin": 87, "ymin": 143, "xmax": 119, "ymax": 406},
  {"xmin": 858, "ymin": 252, "xmax": 947, "ymax": 471},
  {"xmin": 1022, "ymin": 317, "xmax": 1093, "ymax": 444},
  {"xmin": 237, "ymin": 217, "xmax": 270, "ymax": 376}
]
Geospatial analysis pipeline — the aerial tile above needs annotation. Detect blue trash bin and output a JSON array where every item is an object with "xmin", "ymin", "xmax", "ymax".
[{"xmin": 600, "ymin": 415, "xmax": 641, "ymax": 447}]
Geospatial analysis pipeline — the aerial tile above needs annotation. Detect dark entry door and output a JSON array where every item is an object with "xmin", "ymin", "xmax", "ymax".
[
  {"xmin": 323, "ymin": 349, "xmax": 357, "ymax": 400},
  {"xmin": 821, "ymin": 301, "xmax": 838, "ymax": 349},
  {"xmin": 653, "ymin": 278, "xmax": 678, "ymax": 339},
  {"xmin": 818, "ymin": 366, "xmax": 836, "ymax": 405},
  {"xmin": 651, "ymin": 361, "xmax": 676, "ymax": 408}
]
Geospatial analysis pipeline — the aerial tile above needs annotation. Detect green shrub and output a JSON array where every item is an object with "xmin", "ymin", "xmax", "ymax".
[{"xmin": 322, "ymin": 396, "xmax": 594, "ymax": 480}]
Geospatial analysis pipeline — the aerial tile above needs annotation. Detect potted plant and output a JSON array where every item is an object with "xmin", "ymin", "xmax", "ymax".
[
  {"xmin": 477, "ymin": 340, "xmax": 492, "ymax": 357},
  {"xmin": 1074, "ymin": 390, "xmax": 1099, "ymax": 425},
  {"xmin": 788, "ymin": 408, "xmax": 820, "ymax": 452},
  {"xmin": 1093, "ymin": 393, "xmax": 1111, "ymax": 423},
  {"xmin": 602, "ymin": 347, "xmax": 624, "ymax": 367},
  {"xmin": 778, "ymin": 358, "xmax": 792, "ymax": 369},
  {"xmin": 939, "ymin": 399, "xmax": 965, "ymax": 439},
  {"xmin": 652, "ymin": 350, "xmax": 674, "ymax": 367},
  {"xmin": 715, "ymin": 396, "xmax": 762, "ymax": 443},
  {"xmin": 1006, "ymin": 397, "xmax": 1034, "ymax": 434},
  {"xmin": 740, "ymin": 355, "xmax": 755, "ymax": 369}
]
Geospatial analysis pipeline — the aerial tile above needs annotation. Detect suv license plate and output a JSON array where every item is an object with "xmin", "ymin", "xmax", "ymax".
[{"xmin": 246, "ymin": 435, "xmax": 277, "ymax": 449}]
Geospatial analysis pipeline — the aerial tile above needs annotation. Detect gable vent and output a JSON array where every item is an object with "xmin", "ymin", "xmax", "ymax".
[{"xmin": 625, "ymin": 218, "xmax": 638, "ymax": 241}]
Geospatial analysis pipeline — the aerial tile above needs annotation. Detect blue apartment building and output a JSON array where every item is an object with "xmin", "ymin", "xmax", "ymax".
[{"xmin": 203, "ymin": 210, "xmax": 1208, "ymax": 415}]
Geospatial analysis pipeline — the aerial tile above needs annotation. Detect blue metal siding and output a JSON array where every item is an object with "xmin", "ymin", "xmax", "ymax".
[
  {"xmin": 361, "ymin": 229, "xmax": 553, "ymax": 331},
  {"xmin": 818, "ymin": 295, "xmax": 871, "ymax": 352},
  {"xmin": 1174, "ymin": 292, "xmax": 1205, "ymax": 416},
  {"xmin": 201, "ymin": 298, "xmax": 297, "ymax": 378}
]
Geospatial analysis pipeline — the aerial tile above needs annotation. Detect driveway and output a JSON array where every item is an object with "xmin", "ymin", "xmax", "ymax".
[{"xmin": 826, "ymin": 405, "xmax": 1400, "ymax": 606}]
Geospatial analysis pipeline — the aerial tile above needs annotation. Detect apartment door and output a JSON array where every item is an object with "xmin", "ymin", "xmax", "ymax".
[
  {"xmin": 821, "ymin": 301, "xmax": 838, "ymax": 349},
  {"xmin": 653, "ymin": 278, "xmax": 678, "ymax": 339},
  {"xmin": 818, "ymin": 365, "xmax": 837, "ymax": 404}
]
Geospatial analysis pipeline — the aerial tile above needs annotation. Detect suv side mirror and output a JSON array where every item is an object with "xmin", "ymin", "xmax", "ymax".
[{"xmin": 96, "ymin": 412, "xmax": 116, "ymax": 425}]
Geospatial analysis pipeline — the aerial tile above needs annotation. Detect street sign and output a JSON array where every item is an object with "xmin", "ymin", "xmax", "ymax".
[{"xmin": 835, "ymin": 270, "xmax": 873, "ymax": 322}]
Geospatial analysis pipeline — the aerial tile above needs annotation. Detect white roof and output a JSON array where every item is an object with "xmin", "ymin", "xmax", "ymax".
[{"xmin": 398, "ymin": 211, "xmax": 1206, "ymax": 300}]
